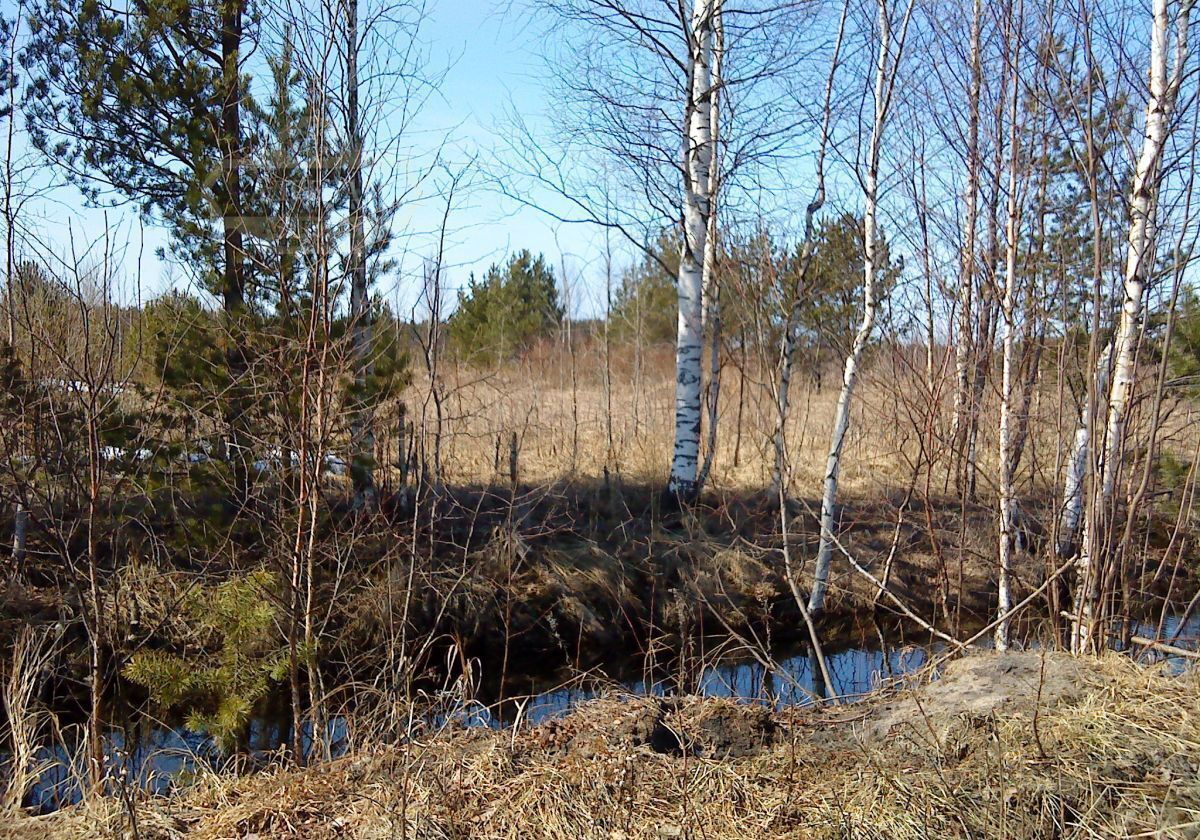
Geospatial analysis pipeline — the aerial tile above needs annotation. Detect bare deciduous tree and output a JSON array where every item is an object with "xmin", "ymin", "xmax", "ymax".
[{"xmin": 810, "ymin": 0, "xmax": 914, "ymax": 614}]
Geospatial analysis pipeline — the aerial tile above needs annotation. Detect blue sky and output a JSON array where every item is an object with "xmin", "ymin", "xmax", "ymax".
[
  {"xmin": 397, "ymin": 0, "xmax": 600, "ymax": 308},
  {"xmin": 2, "ymin": 0, "xmax": 620, "ymax": 318}
]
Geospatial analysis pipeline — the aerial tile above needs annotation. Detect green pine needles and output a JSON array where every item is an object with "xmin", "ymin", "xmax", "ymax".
[
  {"xmin": 448, "ymin": 250, "xmax": 564, "ymax": 364},
  {"xmin": 124, "ymin": 570, "xmax": 292, "ymax": 752}
]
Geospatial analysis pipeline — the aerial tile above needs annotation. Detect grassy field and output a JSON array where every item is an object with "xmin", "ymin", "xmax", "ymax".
[
  {"xmin": 399, "ymin": 339, "xmax": 1200, "ymax": 501},
  {"xmin": 405, "ymin": 342, "xmax": 940, "ymax": 493}
]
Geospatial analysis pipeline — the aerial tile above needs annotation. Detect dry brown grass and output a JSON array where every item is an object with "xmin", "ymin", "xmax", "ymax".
[
  {"xmin": 9, "ymin": 651, "xmax": 1197, "ymax": 839},
  {"xmin": 404, "ymin": 342, "xmax": 939, "ymax": 495},
  {"xmin": 401, "ymin": 338, "xmax": 1200, "ymax": 509}
]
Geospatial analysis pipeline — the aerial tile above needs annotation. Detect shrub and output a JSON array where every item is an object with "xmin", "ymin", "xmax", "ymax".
[{"xmin": 123, "ymin": 569, "xmax": 290, "ymax": 752}]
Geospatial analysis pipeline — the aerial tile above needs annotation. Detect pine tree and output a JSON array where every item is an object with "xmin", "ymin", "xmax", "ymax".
[
  {"xmin": 26, "ymin": 0, "xmax": 253, "ymax": 498},
  {"xmin": 609, "ymin": 234, "xmax": 679, "ymax": 345},
  {"xmin": 798, "ymin": 213, "xmax": 902, "ymax": 372},
  {"xmin": 124, "ymin": 570, "xmax": 290, "ymax": 753},
  {"xmin": 26, "ymin": 0, "xmax": 248, "ymax": 300},
  {"xmin": 448, "ymin": 250, "xmax": 563, "ymax": 363},
  {"xmin": 242, "ymin": 33, "xmax": 334, "ymax": 316}
]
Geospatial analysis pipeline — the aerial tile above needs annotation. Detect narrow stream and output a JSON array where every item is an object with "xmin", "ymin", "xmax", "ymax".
[{"xmin": 19, "ymin": 613, "xmax": 1200, "ymax": 814}]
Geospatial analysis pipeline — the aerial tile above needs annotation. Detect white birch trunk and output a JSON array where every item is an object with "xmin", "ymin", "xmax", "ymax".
[
  {"xmin": 1097, "ymin": 0, "xmax": 1186, "ymax": 503},
  {"xmin": 1073, "ymin": 0, "xmax": 1191, "ymax": 652},
  {"xmin": 772, "ymin": 0, "xmax": 847, "ymax": 496},
  {"xmin": 698, "ymin": 2, "xmax": 723, "ymax": 491},
  {"xmin": 952, "ymin": 0, "xmax": 983, "ymax": 466},
  {"xmin": 12, "ymin": 501, "xmax": 27, "ymax": 567},
  {"xmin": 996, "ymin": 0, "xmax": 1024, "ymax": 652},
  {"xmin": 810, "ymin": 0, "xmax": 910, "ymax": 613},
  {"xmin": 1057, "ymin": 343, "xmax": 1111, "ymax": 559},
  {"xmin": 668, "ymin": 0, "xmax": 716, "ymax": 502}
]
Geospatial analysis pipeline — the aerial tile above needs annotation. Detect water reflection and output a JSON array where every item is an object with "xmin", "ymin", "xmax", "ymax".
[
  {"xmin": 26, "ymin": 713, "xmax": 349, "ymax": 813},
  {"xmin": 495, "ymin": 641, "xmax": 938, "ymax": 728},
  {"xmin": 17, "ymin": 613, "xmax": 1200, "ymax": 813}
]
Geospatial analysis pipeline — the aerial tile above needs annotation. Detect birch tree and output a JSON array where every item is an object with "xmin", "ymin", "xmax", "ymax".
[
  {"xmin": 809, "ymin": 0, "xmax": 914, "ymax": 614},
  {"xmin": 697, "ymin": 0, "xmax": 724, "ymax": 491},
  {"xmin": 1072, "ymin": 0, "xmax": 1193, "ymax": 651},
  {"xmin": 511, "ymin": 0, "xmax": 807, "ymax": 501},
  {"xmin": 1057, "ymin": 345, "xmax": 1111, "ymax": 559},
  {"xmin": 952, "ymin": 0, "xmax": 984, "ymax": 494},
  {"xmin": 667, "ymin": 0, "xmax": 718, "ymax": 502},
  {"xmin": 996, "ymin": 0, "xmax": 1026, "ymax": 652},
  {"xmin": 1095, "ymin": 0, "xmax": 1191, "ymax": 507},
  {"xmin": 771, "ymin": 0, "xmax": 849, "ymax": 496},
  {"xmin": 1049, "ymin": 11, "xmax": 1132, "ymax": 562}
]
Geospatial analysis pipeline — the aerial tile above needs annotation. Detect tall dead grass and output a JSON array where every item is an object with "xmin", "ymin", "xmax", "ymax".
[
  {"xmin": 400, "ymin": 338, "xmax": 1200, "ymax": 502},
  {"xmin": 2, "ymin": 626, "xmax": 57, "ymax": 814},
  {"xmin": 404, "ymin": 341, "xmax": 943, "ymax": 494}
]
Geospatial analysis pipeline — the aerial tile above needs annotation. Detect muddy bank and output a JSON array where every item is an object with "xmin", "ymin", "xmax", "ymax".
[
  {"xmin": 2, "ymin": 482, "xmax": 1190, "ymax": 742},
  {"xmin": 338, "ymin": 483, "xmax": 1188, "ymax": 682},
  {"xmin": 1, "ymin": 487, "xmax": 996, "ymax": 681},
  {"xmin": 7, "ymin": 650, "xmax": 1197, "ymax": 839}
]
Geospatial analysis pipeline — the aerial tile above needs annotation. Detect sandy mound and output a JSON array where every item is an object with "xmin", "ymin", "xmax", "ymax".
[{"xmin": 862, "ymin": 650, "xmax": 1086, "ymax": 743}]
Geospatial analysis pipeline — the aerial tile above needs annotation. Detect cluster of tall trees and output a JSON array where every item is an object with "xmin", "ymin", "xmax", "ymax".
[
  {"xmin": 20, "ymin": 0, "xmax": 419, "ymax": 500},
  {"xmin": 605, "ymin": 217, "xmax": 901, "ymax": 368},
  {"xmin": 447, "ymin": 250, "xmax": 564, "ymax": 363},
  {"xmin": 524, "ymin": 0, "xmax": 1199, "ymax": 651},
  {"xmin": 1, "ymin": 0, "xmax": 434, "ymax": 785},
  {"xmin": 1, "ymin": 0, "xmax": 1200, "ymax": 793}
]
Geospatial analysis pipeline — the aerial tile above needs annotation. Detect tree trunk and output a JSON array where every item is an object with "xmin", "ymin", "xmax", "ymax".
[
  {"xmin": 221, "ymin": 0, "xmax": 248, "ymax": 505},
  {"xmin": 1073, "ymin": 0, "xmax": 1191, "ymax": 651},
  {"xmin": 85, "ymin": 403, "xmax": 104, "ymax": 794},
  {"xmin": 347, "ymin": 0, "xmax": 374, "ymax": 503},
  {"xmin": 1097, "ymin": 0, "xmax": 1184, "ymax": 505},
  {"xmin": 952, "ymin": 0, "xmax": 983, "ymax": 492},
  {"xmin": 12, "ymin": 501, "xmax": 26, "ymax": 570},
  {"xmin": 1057, "ymin": 344, "xmax": 1111, "ymax": 559},
  {"xmin": 811, "ymin": 0, "xmax": 910, "ymax": 613},
  {"xmin": 4, "ymin": 12, "xmax": 16, "ymax": 348},
  {"xmin": 667, "ymin": 0, "xmax": 717, "ymax": 503},
  {"xmin": 698, "ymin": 2, "xmax": 723, "ymax": 492},
  {"xmin": 996, "ymin": 0, "xmax": 1024, "ymax": 651},
  {"xmin": 772, "ymin": 0, "xmax": 847, "ymax": 496}
]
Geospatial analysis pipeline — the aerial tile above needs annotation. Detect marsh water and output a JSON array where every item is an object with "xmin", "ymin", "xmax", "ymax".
[{"xmin": 20, "ymin": 613, "xmax": 1200, "ymax": 814}]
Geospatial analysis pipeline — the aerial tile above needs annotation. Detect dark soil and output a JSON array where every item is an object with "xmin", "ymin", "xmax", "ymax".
[{"xmin": 1, "ymin": 479, "xmax": 1192, "ymax": 728}]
